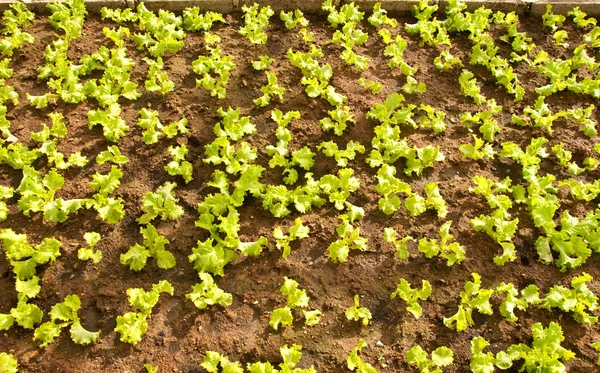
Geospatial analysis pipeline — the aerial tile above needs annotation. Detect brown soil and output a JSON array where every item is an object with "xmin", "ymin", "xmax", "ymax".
[{"xmin": 1, "ymin": 7, "xmax": 599, "ymax": 373}]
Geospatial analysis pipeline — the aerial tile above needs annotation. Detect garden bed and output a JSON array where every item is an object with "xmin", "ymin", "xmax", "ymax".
[{"xmin": 0, "ymin": 1, "xmax": 599, "ymax": 372}]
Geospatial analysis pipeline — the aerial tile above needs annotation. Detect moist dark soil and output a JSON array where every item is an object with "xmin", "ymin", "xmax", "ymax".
[{"xmin": 0, "ymin": 7, "xmax": 599, "ymax": 373}]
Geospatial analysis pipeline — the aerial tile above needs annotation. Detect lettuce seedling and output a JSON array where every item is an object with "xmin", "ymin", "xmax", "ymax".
[
  {"xmin": 0, "ymin": 142, "xmax": 40, "ymax": 170},
  {"xmin": 247, "ymin": 344, "xmax": 316, "ymax": 373},
  {"xmin": 34, "ymin": 294, "xmax": 100, "ymax": 347},
  {"xmin": 405, "ymin": 0, "xmax": 451, "ymax": 47},
  {"xmin": 496, "ymin": 282, "xmax": 540, "ymax": 322},
  {"xmin": 328, "ymin": 21, "xmax": 370, "ymax": 70},
  {"xmin": 540, "ymin": 272, "xmax": 598, "ymax": 325},
  {"xmin": 383, "ymin": 227, "xmax": 413, "ymax": 259},
  {"xmin": 144, "ymin": 57, "xmax": 174, "ymax": 95},
  {"xmin": 137, "ymin": 182, "xmax": 184, "ymax": 224},
  {"xmin": 202, "ymin": 351, "xmax": 243, "ymax": 373},
  {"xmin": 254, "ymin": 71, "xmax": 284, "ymax": 107},
  {"xmin": 459, "ymin": 134, "xmax": 495, "ymax": 161},
  {"xmin": 444, "ymin": 273, "xmax": 493, "ymax": 332},
  {"xmin": 77, "ymin": 232, "xmax": 102, "ymax": 263},
  {"xmin": 287, "ymin": 46, "xmax": 346, "ymax": 106},
  {"xmin": 84, "ymin": 47, "xmax": 141, "ymax": 107},
  {"xmin": 319, "ymin": 168, "xmax": 360, "ymax": 210},
  {"xmin": 270, "ymin": 277, "xmax": 318, "ymax": 331},
  {"xmin": 459, "ymin": 70, "xmax": 486, "ymax": 104},
  {"xmin": 214, "ymin": 106, "xmax": 255, "ymax": 141},
  {"xmin": 470, "ymin": 176, "xmax": 519, "ymax": 265},
  {"xmin": 418, "ymin": 221, "xmax": 465, "ymax": 266},
  {"xmin": 101, "ymin": 7, "xmax": 138, "ymax": 23},
  {"xmin": 434, "ymin": 50, "xmax": 462, "ymax": 70},
  {"xmin": 328, "ymin": 212, "xmax": 369, "ymax": 263},
  {"xmin": 130, "ymin": 4, "xmax": 185, "ymax": 58},
  {"xmin": 0, "ymin": 293, "xmax": 43, "ymax": 331},
  {"xmin": 121, "ymin": 224, "xmax": 176, "ymax": 271},
  {"xmin": 320, "ymin": 105, "xmax": 355, "ymax": 136},
  {"xmin": 391, "ymin": 279, "xmax": 431, "ymax": 319},
  {"xmin": 568, "ymin": 7, "xmax": 596, "ymax": 28},
  {"xmin": 499, "ymin": 322, "xmax": 574, "ymax": 372},
  {"xmin": 357, "ymin": 78, "xmax": 382, "ymax": 95},
  {"xmin": 0, "ymin": 229, "xmax": 61, "ymax": 281},
  {"xmin": 542, "ymin": 5, "xmax": 565, "ymax": 31},
  {"xmin": 193, "ymin": 33, "xmax": 236, "ymax": 99},
  {"xmin": 0, "ymin": 352, "xmax": 18, "ymax": 373},
  {"xmin": 273, "ymin": 218, "xmax": 309, "ymax": 258},
  {"xmin": 368, "ymin": 3, "xmax": 398, "ymax": 28},
  {"xmin": 88, "ymin": 165, "xmax": 125, "ymax": 225},
  {"xmin": 239, "ymin": 4, "xmax": 274, "ymax": 45},
  {"xmin": 252, "ymin": 55, "xmax": 274, "ymax": 71},
  {"xmin": 114, "ymin": 280, "xmax": 174, "ymax": 344},
  {"xmin": 407, "ymin": 344, "xmax": 454, "ymax": 373},
  {"xmin": 0, "ymin": 2, "xmax": 35, "ymax": 57},
  {"xmin": 461, "ymin": 99, "xmax": 502, "ymax": 142},
  {"xmin": 165, "ymin": 145, "xmax": 193, "ymax": 184},
  {"xmin": 322, "ymin": 0, "xmax": 364, "ymax": 28},
  {"xmin": 382, "ymin": 33, "xmax": 417, "ymax": 75},
  {"xmin": 88, "ymin": 104, "xmax": 129, "ymax": 142},
  {"xmin": 403, "ymin": 77, "xmax": 427, "ymax": 95},
  {"xmin": 0, "ymin": 185, "xmax": 13, "ymax": 222},
  {"xmin": 318, "ymin": 140, "xmax": 365, "ymax": 167},
  {"xmin": 15, "ymin": 167, "xmax": 85, "ymax": 222},
  {"xmin": 186, "ymin": 272, "xmax": 232, "ymax": 309},
  {"xmin": 183, "ymin": 7, "xmax": 224, "ymax": 31},
  {"xmin": 470, "ymin": 337, "xmax": 498, "ymax": 373},
  {"xmin": 345, "ymin": 295, "xmax": 372, "ymax": 325},
  {"xmin": 280, "ymin": 10, "xmax": 309, "ymax": 30},
  {"xmin": 138, "ymin": 108, "xmax": 188, "ymax": 145},
  {"xmin": 96, "ymin": 145, "xmax": 128, "ymax": 165},
  {"xmin": 347, "ymin": 339, "xmax": 377, "ymax": 373}
]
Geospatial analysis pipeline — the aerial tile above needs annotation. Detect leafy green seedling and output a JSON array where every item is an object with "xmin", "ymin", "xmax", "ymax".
[
  {"xmin": 77, "ymin": 232, "xmax": 102, "ymax": 263},
  {"xmin": 34, "ymin": 294, "xmax": 100, "ymax": 347},
  {"xmin": 345, "ymin": 295, "xmax": 372, "ymax": 326},
  {"xmin": 407, "ymin": 345, "xmax": 454, "ymax": 373},
  {"xmin": 114, "ymin": 280, "xmax": 174, "ymax": 344},
  {"xmin": 183, "ymin": 8, "xmax": 224, "ymax": 31},
  {"xmin": 273, "ymin": 218, "xmax": 310, "ymax": 258},
  {"xmin": 96, "ymin": 145, "xmax": 128, "ymax": 165},
  {"xmin": 390, "ymin": 279, "xmax": 431, "ymax": 319},
  {"xmin": 0, "ymin": 352, "xmax": 18, "ymax": 373},
  {"xmin": 239, "ymin": 3, "xmax": 274, "ymax": 45},
  {"xmin": 540, "ymin": 272, "xmax": 598, "ymax": 325},
  {"xmin": 121, "ymin": 224, "xmax": 176, "ymax": 271},
  {"xmin": 318, "ymin": 140, "xmax": 365, "ymax": 167},
  {"xmin": 347, "ymin": 339, "xmax": 378, "ymax": 373},
  {"xmin": 499, "ymin": 322, "xmax": 574, "ymax": 371},
  {"xmin": 137, "ymin": 182, "xmax": 184, "ymax": 224},
  {"xmin": 165, "ymin": 145, "xmax": 193, "ymax": 183},
  {"xmin": 444, "ymin": 273, "xmax": 494, "ymax": 332},
  {"xmin": 137, "ymin": 108, "xmax": 188, "ymax": 145},
  {"xmin": 186, "ymin": 272, "xmax": 232, "ymax": 309},
  {"xmin": 418, "ymin": 221, "xmax": 465, "ymax": 266}
]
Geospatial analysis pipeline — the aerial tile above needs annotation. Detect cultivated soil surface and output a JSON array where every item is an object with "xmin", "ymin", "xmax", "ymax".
[{"xmin": 1, "ymin": 6, "xmax": 599, "ymax": 373}]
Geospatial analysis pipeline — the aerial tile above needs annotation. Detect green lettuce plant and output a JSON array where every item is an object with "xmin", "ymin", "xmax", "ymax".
[
  {"xmin": 345, "ymin": 295, "xmax": 372, "ymax": 325},
  {"xmin": 347, "ymin": 339, "xmax": 377, "ymax": 373},
  {"xmin": 444, "ymin": 273, "xmax": 493, "ymax": 332},
  {"xmin": 77, "ymin": 232, "xmax": 102, "ymax": 263},
  {"xmin": 33, "ymin": 294, "xmax": 100, "ymax": 347},
  {"xmin": 114, "ymin": 280, "xmax": 174, "ymax": 344},
  {"xmin": 186, "ymin": 272, "xmax": 232, "ymax": 310},
  {"xmin": 390, "ymin": 278, "xmax": 431, "ymax": 319},
  {"xmin": 407, "ymin": 344, "xmax": 454, "ymax": 373},
  {"xmin": 121, "ymin": 224, "xmax": 176, "ymax": 271}
]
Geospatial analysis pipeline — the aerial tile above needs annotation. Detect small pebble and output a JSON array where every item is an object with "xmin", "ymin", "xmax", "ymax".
[{"xmin": 376, "ymin": 340, "xmax": 384, "ymax": 347}]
